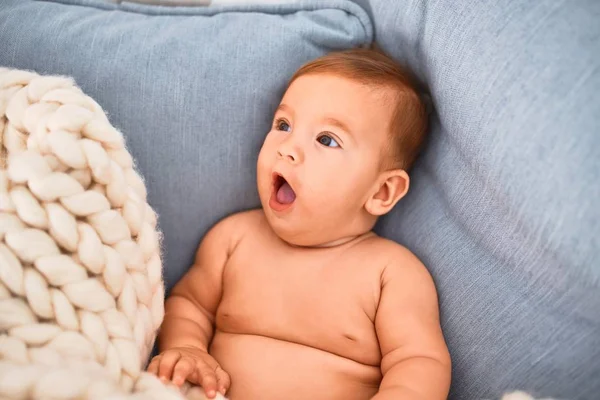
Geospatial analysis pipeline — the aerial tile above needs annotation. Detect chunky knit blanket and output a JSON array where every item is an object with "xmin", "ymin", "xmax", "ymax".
[
  {"xmin": 0, "ymin": 67, "xmax": 226, "ymax": 399},
  {"xmin": 0, "ymin": 67, "xmax": 548, "ymax": 400}
]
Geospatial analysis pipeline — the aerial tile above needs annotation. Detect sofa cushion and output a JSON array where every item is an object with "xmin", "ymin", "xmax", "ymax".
[
  {"xmin": 0, "ymin": 0, "xmax": 372, "ymax": 289},
  {"xmin": 353, "ymin": 0, "xmax": 600, "ymax": 398}
]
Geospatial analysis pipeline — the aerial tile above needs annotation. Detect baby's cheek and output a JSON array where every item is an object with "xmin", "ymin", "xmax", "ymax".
[
  {"xmin": 256, "ymin": 146, "xmax": 274, "ymax": 174},
  {"xmin": 255, "ymin": 157, "xmax": 272, "ymax": 198},
  {"xmin": 311, "ymin": 181, "xmax": 353, "ymax": 214}
]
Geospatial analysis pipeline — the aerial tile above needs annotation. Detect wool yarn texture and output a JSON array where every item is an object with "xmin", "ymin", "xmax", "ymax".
[{"xmin": 0, "ymin": 67, "xmax": 212, "ymax": 399}]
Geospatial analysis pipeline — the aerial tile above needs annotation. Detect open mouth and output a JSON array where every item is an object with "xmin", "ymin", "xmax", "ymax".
[{"xmin": 270, "ymin": 173, "xmax": 296, "ymax": 211}]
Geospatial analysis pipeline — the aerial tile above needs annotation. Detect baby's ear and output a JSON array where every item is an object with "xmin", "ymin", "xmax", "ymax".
[{"xmin": 365, "ymin": 169, "xmax": 410, "ymax": 216}]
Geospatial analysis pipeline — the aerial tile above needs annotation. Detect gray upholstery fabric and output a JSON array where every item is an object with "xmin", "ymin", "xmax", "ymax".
[{"xmin": 353, "ymin": 0, "xmax": 600, "ymax": 399}]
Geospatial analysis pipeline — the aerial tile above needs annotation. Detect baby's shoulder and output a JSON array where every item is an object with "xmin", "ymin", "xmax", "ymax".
[
  {"xmin": 358, "ymin": 234, "xmax": 416, "ymax": 259},
  {"xmin": 359, "ymin": 235, "xmax": 431, "ymax": 282},
  {"xmin": 206, "ymin": 208, "xmax": 266, "ymax": 244},
  {"xmin": 217, "ymin": 208, "xmax": 264, "ymax": 228}
]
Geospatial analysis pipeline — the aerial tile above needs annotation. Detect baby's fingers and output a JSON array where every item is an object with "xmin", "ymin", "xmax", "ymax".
[
  {"xmin": 157, "ymin": 351, "xmax": 181, "ymax": 382},
  {"xmin": 147, "ymin": 356, "xmax": 161, "ymax": 375},
  {"xmin": 195, "ymin": 363, "xmax": 218, "ymax": 399},
  {"xmin": 172, "ymin": 357, "xmax": 195, "ymax": 386},
  {"xmin": 215, "ymin": 365, "xmax": 230, "ymax": 395}
]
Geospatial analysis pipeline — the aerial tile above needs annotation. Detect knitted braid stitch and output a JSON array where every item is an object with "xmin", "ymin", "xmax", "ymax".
[{"xmin": 0, "ymin": 67, "xmax": 214, "ymax": 399}]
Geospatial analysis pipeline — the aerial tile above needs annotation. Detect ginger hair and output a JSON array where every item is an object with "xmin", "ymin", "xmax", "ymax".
[{"xmin": 288, "ymin": 47, "xmax": 428, "ymax": 171}]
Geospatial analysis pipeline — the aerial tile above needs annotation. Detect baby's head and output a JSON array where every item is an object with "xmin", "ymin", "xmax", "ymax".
[{"xmin": 257, "ymin": 48, "xmax": 428, "ymax": 247}]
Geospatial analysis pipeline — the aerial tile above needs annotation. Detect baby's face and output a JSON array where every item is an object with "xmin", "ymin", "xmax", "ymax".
[{"xmin": 257, "ymin": 73, "xmax": 395, "ymax": 246}]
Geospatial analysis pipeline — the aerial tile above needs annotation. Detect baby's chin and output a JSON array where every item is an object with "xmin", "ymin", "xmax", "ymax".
[
  {"xmin": 258, "ymin": 183, "xmax": 371, "ymax": 247},
  {"xmin": 263, "ymin": 212, "xmax": 364, "ymax": 248},
  {"xmin": 263, "ymin": 212, "xmax": 312, "ymax": 246},
  {"xmin": 261, "ymin": 213, "xmax": 316, "ymax": 246}
]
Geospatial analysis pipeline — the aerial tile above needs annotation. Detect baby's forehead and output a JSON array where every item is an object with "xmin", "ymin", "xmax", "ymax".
[
  {"xmin": 296, "ymin": 72, "xmax": 395, "ymax": 93},
  {"xmin": 282, "ymin": 73, "xmax": 398, "ymax": 126},
  {"xmin": 288, "ymin": 74, "xmax": 397, "ymax": 108}
]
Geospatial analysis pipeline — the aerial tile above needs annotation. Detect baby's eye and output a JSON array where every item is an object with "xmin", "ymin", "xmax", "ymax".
[
  {"xmin": 276, "ymin": 119, "xmax": 291, "ymax": 132},
  {"xmin": 317, "ymin": 134, "xmax": 339, "ymax": 148}
]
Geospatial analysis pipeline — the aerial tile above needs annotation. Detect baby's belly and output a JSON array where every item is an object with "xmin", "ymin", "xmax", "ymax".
[{"xmin": 210, "ymin": 331, "xmax": 381, "ymax": 400}]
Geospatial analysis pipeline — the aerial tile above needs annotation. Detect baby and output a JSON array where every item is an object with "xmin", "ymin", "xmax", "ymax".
[{"xmin": 148, "ymin": 48, "xmax": 451, "ymax": 400}]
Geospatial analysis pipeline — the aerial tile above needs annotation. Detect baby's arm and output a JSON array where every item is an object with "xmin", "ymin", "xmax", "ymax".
[
  {"xmin": 372, "ymin": 247, "xmax": 451, "ymax": 400},
  {"xmin": 148, "ymin": 214, "xmax": 242, "ymax": 397}
]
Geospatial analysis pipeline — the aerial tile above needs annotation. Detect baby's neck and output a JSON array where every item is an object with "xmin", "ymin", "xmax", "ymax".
[{"xmin": 290, "ymin": 231, "xmax": 376, "ymax": 249}]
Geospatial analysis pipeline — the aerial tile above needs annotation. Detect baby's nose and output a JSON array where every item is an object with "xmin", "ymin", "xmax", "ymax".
[
  {"xmin": 277, "ymin": 149, "xmax": 296, "ymax": 162},
  {"xmin": 277, "ymin": 140, "xmax": 303, "ymax": 163}
]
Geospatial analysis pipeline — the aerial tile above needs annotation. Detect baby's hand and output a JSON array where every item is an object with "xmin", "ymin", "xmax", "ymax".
[{"xmin": 147, "ymin": 347, "xmax": 230, "ymax": 398}]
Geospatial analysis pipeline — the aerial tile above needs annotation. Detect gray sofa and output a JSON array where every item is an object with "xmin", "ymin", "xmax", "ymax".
[{"xmin": 1, "ymin": 0, "xmax": 598, "ymax": 399}]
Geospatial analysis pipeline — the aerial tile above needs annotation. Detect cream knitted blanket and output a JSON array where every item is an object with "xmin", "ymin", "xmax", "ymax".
[
  {"xmin": 0, "ymin": 67, "xmax": 224, "ymax": 399},
  {"xmin": 0, "ymin": 67, "xmax": 548, "ymax": 400}
]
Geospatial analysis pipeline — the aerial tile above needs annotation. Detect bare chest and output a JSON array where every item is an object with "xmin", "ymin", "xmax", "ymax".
[{"xmin": 215, "ymin": 237, "xmax": 383, "ymax": 366}]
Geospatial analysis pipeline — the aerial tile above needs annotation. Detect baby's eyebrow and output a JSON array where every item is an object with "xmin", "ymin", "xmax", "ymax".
[
  {"xmin": 276, "ymin": 103, "xmax": 293, "ymax": 115},
  {"xmin": 323, "ymin": 117, "xmax": 353, "ymax": 137}
]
